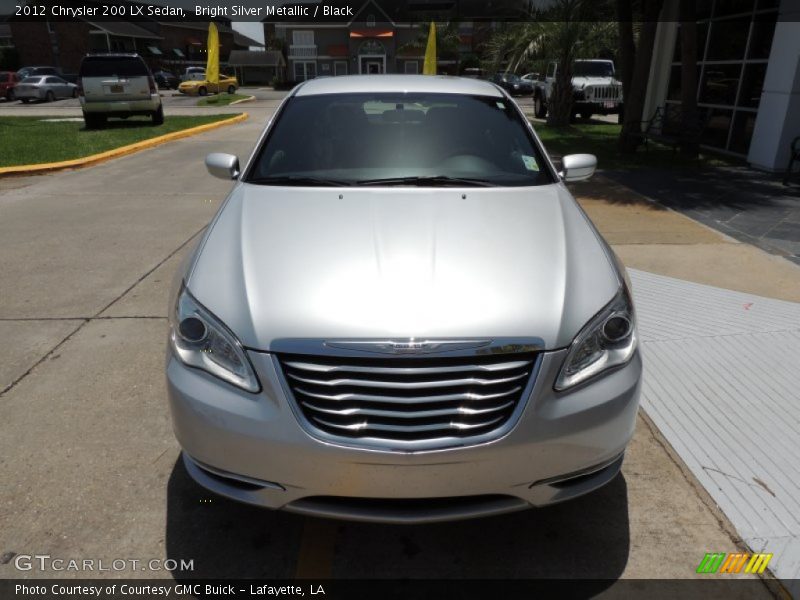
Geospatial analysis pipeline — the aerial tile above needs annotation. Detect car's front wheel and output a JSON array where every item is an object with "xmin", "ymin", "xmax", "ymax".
[
  {"xmin": 6, "ymin": 89, "xmax": 15, "ymax": 101},
  {"xmin": 152, "ymin": 104, "xmax": 164, "ymax": 126},
  {"xmin": 45, "ymin": 90, "xmax": 55, "ymax": 102},
  {"xmin": 198, "ymin": 86, "xmax": 207, "ymax": 96},
  {"xmin": 534, "ymin": 95, "xmax": 547, "ymax": 118},
  {"xmin": 227, "ymin": 85, "xmax": 236, "ymax": 95}
]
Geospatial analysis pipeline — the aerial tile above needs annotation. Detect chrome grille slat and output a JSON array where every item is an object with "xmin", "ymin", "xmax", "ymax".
[
  {"xmin": 284, "ymin": 359, "xmax": 532, "ymax": 375},
  {"xmin": 287, "ymin": 371, "xmax": 529, "ymax": 389},
  {"xmin": 301, "ymin": 400, "xmax": 514, "ymax": 419},
  {"xmin": 278, "ymin": 351, "xmax": 537, "ymax": 444},
  {"xmin": 294, "ymin": 386, "xmax": 523, "ymax": 404},
  {"xmin": 314, "ymin": 416, "xmax": 505, "ymax": 433}
]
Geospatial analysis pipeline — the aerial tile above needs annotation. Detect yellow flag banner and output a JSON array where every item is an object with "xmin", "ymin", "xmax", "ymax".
[
  {"xmin": 206, "ymin": 22, "xmax": 219, "ymax": 85},
  {"xmin": 423, "ymin": 22, "xmax": 436, "ymax": 75}
]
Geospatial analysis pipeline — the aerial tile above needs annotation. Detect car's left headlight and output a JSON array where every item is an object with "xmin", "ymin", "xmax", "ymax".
[
  {"xmin": 169, "ymin": 285, "xmax": 260, "ymax": 392},
  {"xmin": 555, "ymin": 286, "xmax": 638, "ymax": 391}
]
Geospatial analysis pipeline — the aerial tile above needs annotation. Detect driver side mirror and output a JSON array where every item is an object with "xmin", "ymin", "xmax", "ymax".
[
  {"xmin": 205, "ymin": 153, "xmax": 240, "ymax": 180},
  {"xmin": 559, "ymin": 154, "xmax": 597, "ymax": 182}
]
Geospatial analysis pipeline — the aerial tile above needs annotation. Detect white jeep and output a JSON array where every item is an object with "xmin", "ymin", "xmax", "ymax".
[{"xmin": 533, "ymin": 59, "xmax": 623, "ymax": 121}]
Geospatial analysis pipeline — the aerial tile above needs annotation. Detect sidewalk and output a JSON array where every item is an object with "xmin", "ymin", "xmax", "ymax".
[
  {"xmin": 573, "ymin": 175, "xmax": 800, "ymax": 596},
  {"xmin": 605, "ymin": 166, "xmax": 800, "ymax": 267}
]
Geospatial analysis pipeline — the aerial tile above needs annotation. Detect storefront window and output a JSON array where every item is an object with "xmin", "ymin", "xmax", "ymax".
[{"xmin": 667, "ymin": 0, "xmax": 777, "ymax": 155}]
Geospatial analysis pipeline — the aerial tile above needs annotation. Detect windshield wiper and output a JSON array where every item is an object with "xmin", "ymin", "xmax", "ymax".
[
  {"xmin": 355, "ymin": 175, "xmax": 496, "ymax": 187},
  {"xmin": 247, "ymin": 175, "xmax": 353, "ymax": 187}
]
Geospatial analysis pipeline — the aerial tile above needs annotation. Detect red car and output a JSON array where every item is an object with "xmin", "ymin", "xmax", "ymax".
[{"xmin": 0, "ymin": 71, "xmax": 19, "ymax": 101}]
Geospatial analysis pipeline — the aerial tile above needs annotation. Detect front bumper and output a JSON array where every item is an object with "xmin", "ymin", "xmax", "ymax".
[
  {"xmin": 166, "ymin": 347, "xmax": 641, "ymax": 523},
  {"xmin": 575, "ymin": 100, "xmax": 622, "ymax": 115}
]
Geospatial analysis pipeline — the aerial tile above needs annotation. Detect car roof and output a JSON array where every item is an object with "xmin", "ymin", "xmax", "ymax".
[{"xmin": 294, "ymin": 75, "xmax": 504, "ymax": 98}]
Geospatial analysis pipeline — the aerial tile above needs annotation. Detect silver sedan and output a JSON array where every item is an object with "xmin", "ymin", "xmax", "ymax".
[
  {"xmin": 15, "ymin": 76, "xmax": 77, "ymax": 103},
  {"xmin": 166, "ymin": 75, "xmax": 642, "ymax": 523}
]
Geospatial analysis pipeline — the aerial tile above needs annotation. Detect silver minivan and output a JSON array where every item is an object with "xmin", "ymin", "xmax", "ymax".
[
  {"xmin": 166, "ymin": 75, "xmax": 642, "ymax": 523},
  {"xmin": 78, "ymin": 53, "xmax": 163, "ymax": 129}
]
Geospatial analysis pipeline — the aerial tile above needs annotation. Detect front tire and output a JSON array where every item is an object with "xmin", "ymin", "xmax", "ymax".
[
  {"xmin": 152, "ymin": 104, "xmax": 164, "ymax": 126},
  {"xmin": 534, "ymin": 95, "xmax": 547, "ymax": 118},
  {"xmin": 45, "ymin": 90, "xmax": 55, "ymax": 102},
  {"xmin": 227, "ymin": 85, "xmax": 235, "ymax": 95},
  {"xmin": 7, "ymin": 89, "xmax": 15, "ymax": 101},
  {"xmin": 198, "ymin": 86, "xmax": 207, "ymax": 96}
]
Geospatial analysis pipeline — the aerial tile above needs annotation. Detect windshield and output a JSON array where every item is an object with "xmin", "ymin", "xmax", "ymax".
[
  {"xmin": 573, "ymin": 62, "xmax": 615, "ymax": 77},
  {"xmin": 246, "ymin": 92, "xmax": 552, "ymax": 187}
]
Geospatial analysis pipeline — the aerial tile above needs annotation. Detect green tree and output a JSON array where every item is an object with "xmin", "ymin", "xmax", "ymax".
[{"xmin": 483, "ymin": 1, "xmax": 616, "ymax": 126}]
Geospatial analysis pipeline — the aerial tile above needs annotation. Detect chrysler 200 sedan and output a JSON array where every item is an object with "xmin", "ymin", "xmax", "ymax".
[{"xmin": 166, "ymin": 75, "xmax": 642, "ymax": 523}]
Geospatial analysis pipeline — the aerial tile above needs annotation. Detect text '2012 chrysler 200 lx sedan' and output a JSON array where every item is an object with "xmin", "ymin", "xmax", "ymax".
[{"xmin": 166, "ymin": 75, "xmax": 642, "ymax": 524}]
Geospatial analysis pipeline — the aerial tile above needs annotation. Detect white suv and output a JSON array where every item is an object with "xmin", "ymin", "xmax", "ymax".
[{"xmin": 78, "ymin": 54, "xmax": 163, "ymax": 129}]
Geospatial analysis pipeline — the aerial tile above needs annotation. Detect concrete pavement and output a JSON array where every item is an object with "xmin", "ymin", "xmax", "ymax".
[{"xmin": 0, "ymin": 101, "xmax": 789, "ymax": 595}]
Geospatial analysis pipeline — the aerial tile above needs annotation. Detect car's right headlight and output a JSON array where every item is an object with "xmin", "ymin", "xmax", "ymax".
[
  {"xmin": 555, "ymin": 286, "xmax": 638, "ymax": 391},
  {"xmin": 169, "ymin": 285, "xmax": 260, "ymax": 393}
]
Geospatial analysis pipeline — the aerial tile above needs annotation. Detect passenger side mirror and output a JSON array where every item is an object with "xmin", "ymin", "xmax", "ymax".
[
  {"xmin": 205, "ymin": 153, "xmax": 240, "ymax": 180},
  {"xmin": 559, "ymin": 154, "xmax": 597, "ymax": 182}
]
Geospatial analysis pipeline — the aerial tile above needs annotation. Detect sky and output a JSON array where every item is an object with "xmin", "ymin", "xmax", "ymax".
[{"xmin": 232, "ymin": 22, "xmax": 266, "ymax": 47}]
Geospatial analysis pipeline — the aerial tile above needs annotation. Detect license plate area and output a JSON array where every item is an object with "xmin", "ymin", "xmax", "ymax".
[{"xmin": 110, "ymin": 84, "xmax": 124, "ymax": 93}]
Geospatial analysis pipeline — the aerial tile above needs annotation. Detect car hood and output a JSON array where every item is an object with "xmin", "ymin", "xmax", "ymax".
[
  {"xmin": 186, "ymin": 184, "xmax": 621, "ymax": 351},
  {"xmin": 573, "ymin": 76, "xmax": 621, "ymax": 88}
]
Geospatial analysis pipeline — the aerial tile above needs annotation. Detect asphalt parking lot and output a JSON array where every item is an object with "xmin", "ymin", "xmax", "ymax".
[
  {"xmin": 0, "ymin": 100, "xmax": 777, "ymax": 595},
  {"xmin": 0, "ymin": 86, "xmax": 286, "ymax": 116}
]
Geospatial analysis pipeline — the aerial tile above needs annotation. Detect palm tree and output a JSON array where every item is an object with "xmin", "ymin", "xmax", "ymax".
[{"xmin": 483, "ymin": 1, "xmax": 616, "ymax": 126}]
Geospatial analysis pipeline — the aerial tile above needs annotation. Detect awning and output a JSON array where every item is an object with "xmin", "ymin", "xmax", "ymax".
[
  {"xmin": 147, "ymin": 46, "xmax": 162, "ymax": 55},
  {"xmin": 172, "ymin": 48, "xmax": 185, "ymax": 57},
  {"xmin": 350, "ymin": 30, "xmax": 393, "ymax": 38}
]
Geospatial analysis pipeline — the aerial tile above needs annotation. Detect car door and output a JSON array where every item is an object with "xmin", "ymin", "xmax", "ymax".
[{"xmin": 51, "ymin": 76, "xmax": 69, "ymax": 97}]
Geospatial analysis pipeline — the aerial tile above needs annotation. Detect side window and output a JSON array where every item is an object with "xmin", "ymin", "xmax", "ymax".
[{"xmin": 292, "ymin": 30, "xmax": 314, "ymax": 46}]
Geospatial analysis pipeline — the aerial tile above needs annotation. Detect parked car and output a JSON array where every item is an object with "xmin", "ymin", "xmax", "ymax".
[
  {"xmin": 490, "ymin": 72, "xmax": 533, "ymax": 96},
  {"xmin": 14, "ymin": 76, "xmax": 77, "ymax": 102},
  {"xmin": 182, "ymin": 66, "xmax": 206, "ymax": 82},
  {"xmin": 533, "ymin": 59, "xmax": 623, "ymax": 120},
  {"xmin": 521, "ymin": 72, "xmax": 540, "ymax": 82},
  {"xmin": 0, "ymin": 71, "xmax": 19, "ymax": 100},
  {"xmin": 77, "ymin": 53, "xmax": 163, "ymax": 129},
  {"xmin": 166, "ymin": 75, "xmax": 641, "ymax": 524},
  {"xmin": 461, "ymin": 67, "xmax": 485, "ymax": 79},
  {"xmin": 153, "ymin": 70, "xmax": 180, "ymax": 90},
  {"xmin": 16, "ymin": 66, "xmax": 60, "ymax": 79},
  {"xmin": 178, "ymin": 75, "xmax": 238, "ymax": 96}
]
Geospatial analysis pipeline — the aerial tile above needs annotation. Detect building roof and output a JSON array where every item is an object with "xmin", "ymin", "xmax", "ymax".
[
  {"xmin": 294, "ymin": 75, "xmax": 503, "ymax": 98},
  {"xmin": 86, "ymin": 21, "xmax": 161, "ymax": 39},
  {"xmin": 233, "ymin": 30, "xmax": 264, "ymax": 48},
  {"xmin": 227, "ymin": 50, "xmax": 285, "ymax": 67}
]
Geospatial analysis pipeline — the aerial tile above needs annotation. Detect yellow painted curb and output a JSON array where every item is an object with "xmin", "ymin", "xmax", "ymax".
[{"xmin": 0, "ymin": 112, "xmax": 248, "ymax": 177}]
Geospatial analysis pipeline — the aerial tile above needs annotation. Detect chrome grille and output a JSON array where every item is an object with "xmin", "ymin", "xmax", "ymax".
[
  {"xmin": 278, "ymin": 352, "xmax": 537, "ymax": 443},
  {"xmin": 587, "ymin": 85, "xmax": 620, "ymax": 100}
]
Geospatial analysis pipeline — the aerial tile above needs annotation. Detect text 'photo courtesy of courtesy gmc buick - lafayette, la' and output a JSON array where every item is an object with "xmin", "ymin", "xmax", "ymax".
[{"xmin": 165, "ymin": 75, "xmax": 642, "ymax": 524}]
